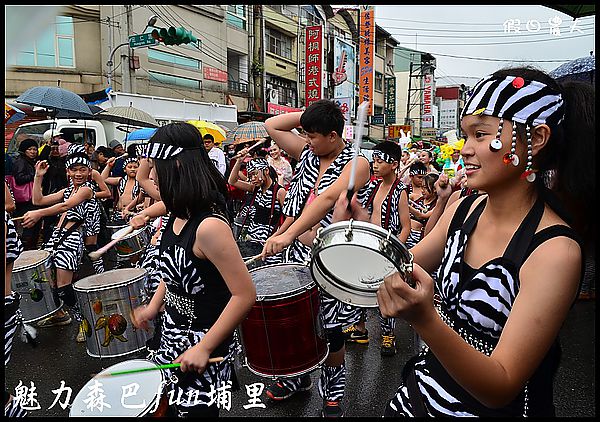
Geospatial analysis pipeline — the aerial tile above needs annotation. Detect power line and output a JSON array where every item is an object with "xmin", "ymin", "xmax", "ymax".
[
  {"xmin": 390, "ymin": 31, "xmax": 593, "ymax": 46},
  {"xmin": 392, "ymin": 49, "xmax": 576, "ymax": 63}
]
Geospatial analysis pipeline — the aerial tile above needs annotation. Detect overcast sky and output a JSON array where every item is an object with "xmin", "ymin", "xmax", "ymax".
[{"xmin": 370, "ymin": 5, "xmax": 595, "ymax": 87}]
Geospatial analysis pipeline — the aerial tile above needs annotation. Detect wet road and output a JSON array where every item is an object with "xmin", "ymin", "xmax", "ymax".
[{"xmin": 5, "ymin": 259, "xmax": 595, "ymax": 417}]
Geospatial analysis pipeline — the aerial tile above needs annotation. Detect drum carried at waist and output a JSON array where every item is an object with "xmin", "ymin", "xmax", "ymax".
[
  {"xmin": 310, "ymin": 219, "xmax": 414, "ymax": 307},
  {"xmin": 70, "ymin": 359, "xmax": 166, "ymax": 417},
  {"xmin": 239, "ymin": 263, "xmax": 328, "ymax": 378},
  {"xmin": 73, "ymin": 268, "xmax": 153, "ymax": 358},
  {"xmin": 12, "ymin": 250, "xmax": 61, "ymax": 323}
]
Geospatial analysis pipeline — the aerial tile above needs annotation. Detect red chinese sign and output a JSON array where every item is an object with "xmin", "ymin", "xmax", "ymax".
[
  {"xmin": 267, "ymin": 103, "xmax": 302, "ymax": 115},
  {"xmin": 203, "ymin": 66, "xmax": 228, "ymax": 83},
  {"xmin": 305, "ymin": 25, "xmax": 323, "ymax": 108},
  {"xmin": 359, "ymin": 8, "xmax": 375, "ymax": 116}
]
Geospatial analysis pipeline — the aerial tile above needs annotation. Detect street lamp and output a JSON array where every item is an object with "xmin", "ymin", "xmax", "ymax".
[{"xmin": 106, "ymin": 15, "xmax": 158, "ymax": 88}]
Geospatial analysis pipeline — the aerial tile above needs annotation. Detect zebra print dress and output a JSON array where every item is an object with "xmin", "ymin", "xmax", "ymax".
[
  {"xmin": 150, "ymin": 211, "xmax": 235, "ymax": 416},
  {"xmin": 43, "ymin": 182, "xmax": 94, "ymax": 271},
  {"xmin": 5, "ymin": 211, "xmax": 24, "ymax": 367},
  {"xmin": 68, "ymin": 178, "xmax": 101, "ymax": 237},
  {"xmin": 385, "ymin": 194, "xmax": 580, "ymax": 417}
]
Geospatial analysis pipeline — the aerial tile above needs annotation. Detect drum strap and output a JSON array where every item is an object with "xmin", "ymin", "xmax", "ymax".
[
  {"xmin": 267, "ymin": 182, "xmax": 281, "ymax": 235},
  {"xmin": 51, "ymin": 218, "xmax": 83, "ymax": 254},
  {"xmin": 236, "ymin": 189, "xmax": 258, "ymax": 241}
]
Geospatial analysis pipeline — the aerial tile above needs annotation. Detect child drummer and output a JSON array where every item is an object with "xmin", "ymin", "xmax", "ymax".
[{"xmin": 21, "ymin": 152, "xmax": 96, "ymax": 343}]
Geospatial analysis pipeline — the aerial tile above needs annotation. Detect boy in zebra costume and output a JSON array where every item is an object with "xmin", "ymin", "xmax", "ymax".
[
  {"xmin": 101, "ymin": 155, "xmax": 144, "ymax": 222},
  {"xmin": 261, "ymin": 100, "xmax": 371, "ymax": 417},
  {"xmin": 21, "ymin": 152, "xmax": 96, "ymax": 343},
  {"xmin": 67, "ymin": 143, "xmax": 112, "ymax": 274},
  {"xmin": 355, "ymin": 68, "xmax": 593, "ymax": 416},
  {"xmin": 340, "ymin": 141, "xmax": 412, "ymax": 356},
  {"xmin": 228, "ymin": 152, "xmax": 286, "ymax": 265}
]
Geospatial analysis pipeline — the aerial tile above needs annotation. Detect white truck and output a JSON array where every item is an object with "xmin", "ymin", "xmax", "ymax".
[{"xmin": 7, "ymin": 91, "xmax": 238, "ymax": 154}]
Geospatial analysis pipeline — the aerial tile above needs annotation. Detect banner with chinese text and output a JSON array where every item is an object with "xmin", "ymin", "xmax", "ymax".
[
  {"xmin": 359, "ymin": 8, "xmax": 375, "ymax": 116},
  {"xmin": 203, "ymin": 66, "xmax": 228, "ymax": 83},
  {"xmin": 267, "ymin": 103, "xmax": 303, "ymax": 115},
  {"xmin": 305, "ymin": 25, "xmax": 323, "ymax": 108},
  {"xmin": 333, "ymin": 38, "xmax": 356, "ymax": 119},
  {"xmin": 384, "ymin": 77, "xmax": 396, "ymax": 124}
]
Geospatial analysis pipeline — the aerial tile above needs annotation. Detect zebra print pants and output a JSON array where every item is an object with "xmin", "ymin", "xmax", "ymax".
[{"xmin": 43, "ymin": 228, "xmax": 84, "ymax": 272}]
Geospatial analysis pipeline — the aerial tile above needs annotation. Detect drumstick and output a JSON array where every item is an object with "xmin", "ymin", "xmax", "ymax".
[
  {"xmin": 11, "ymin": 216, "xmax": 25, "ymax": 222},
  {"xmin": 346, "ymin": 101, "xmax": 369, "ymax": 208},
  {"xmin": 234, "ymin": 139, "xmax": 265, "ymax": 159},
  {"xmin": 88, "ymin": 216, "xmax": 149, "ymax": 261},
  {"xmin": 244, "ymin": 253, "xmax": 263, "ymax": 266},
  {"xmin": 95, "ymin": 360, "xmax": 225, "ymax": 378}
]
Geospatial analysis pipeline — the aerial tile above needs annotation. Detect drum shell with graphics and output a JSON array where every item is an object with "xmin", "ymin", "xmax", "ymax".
[
  {"xmin": 12, "ymin": 250, "xmax": 61, "ymax": 323},
  {"xmin": 73, "ymin": 268, "xmax": 153, "ymax": 358}
]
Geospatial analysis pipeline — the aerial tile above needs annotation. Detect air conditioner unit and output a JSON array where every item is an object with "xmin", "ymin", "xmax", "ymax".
[{"xmin": 268, "ymin": 88, "xmax": 279, "ymax": 104}]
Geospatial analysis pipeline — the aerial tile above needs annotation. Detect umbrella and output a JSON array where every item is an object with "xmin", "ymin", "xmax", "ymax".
[
  {"xmin": 54, "ymin": 104, "xmax": 103, "ymax": 119},
  {"xmin": 5, "ymin": 102, "xmax": 26, "ymax": 125},
  {"xmin": 126, "ymin": 127, "xmax": 157, "ymax": 142},
  {"xmin": 550, "ymin": 55, "xmax": 595, "ymax": 80},
  {"xmin": 542, "ymin": 5, "xmax": 595, "ymax": 19},
  {"xmin": 227, "ymin": 121, "xmax": 269, "ymax": 145},
  {"xmin": 97, "ymin": 105, "xmax": 159, "ymax": 128},
  {"xmin": 16, "ymin": 86, "xmax": 93, "ymax": 116},
  {"xmin": 186, "ymin": 120, "xmax": 227, "ymax": 144}
]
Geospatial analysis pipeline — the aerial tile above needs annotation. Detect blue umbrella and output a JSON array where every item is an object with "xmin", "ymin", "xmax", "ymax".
[
  {"xmin": 550, "ymin": 55, "xmax": 595, "ymax": 80},
  {"xmin": 126, "ymin": 127, "xmax": 157, "ymax": 142},
  {"xmin": 16, "ymin": 86, "xmax": 92, "ymax": 116}
]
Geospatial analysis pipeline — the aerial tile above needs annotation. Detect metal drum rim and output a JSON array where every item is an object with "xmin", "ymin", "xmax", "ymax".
[
  {"xmin": 73, "ymin": 269, "xmax": 147, "ymax": 292},
  {"xmin": 244, "ymin": 344, "xmax": 329, "ymax": 379},
  {"xmin": 12, "ymin": 250, "xmax": 51, "ymax": 272},
  {"xmin": 111, "ymin": 226, "xmax": 149, "ymax": 241},
  {"xmin": 249, "ymin": 262, "xmax": 314, "ymax": 301}
]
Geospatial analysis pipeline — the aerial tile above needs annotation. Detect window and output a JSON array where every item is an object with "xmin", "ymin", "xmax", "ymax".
[
  {"xmin": 8, "ymin": 15, "xmax": 74, "ymax": 68},
  {"xmin": 267, "ymin": 77, "xmax": 297, "ymax": 107},
  {"xmin": 148, "ymin": 71, "xmax": 201, "ymax": 90},
  {"xmin": 266, "ymin": 27, "xmax": 292, "ymax": 60},
  {"xmin": 227, "ymin": 5, "xmax": 247, "ymax": 30},
  {"xmin": 375, "ymin": 72, "xmax": 383, "ymax": 92},
  {"xmin": 148, "ymin": 48, "xmax": 201, "ymax": 70}
]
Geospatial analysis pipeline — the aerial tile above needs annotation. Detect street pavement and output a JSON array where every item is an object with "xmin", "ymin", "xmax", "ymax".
[{"xmin": 6, "ymin": 256, "xmax": 596, "ymax": 417}]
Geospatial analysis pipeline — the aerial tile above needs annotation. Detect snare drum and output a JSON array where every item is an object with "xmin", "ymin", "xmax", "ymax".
[
  {"xmin": 112, "ymin": 227, "xmax": 150, "ymax": 259},
  {"xmin": 239, "ymin": 263, "xmax": 328, "ymax": 378},
  {"xmin": 69, "ymin": 359, "xmax": 165, "ymax": 417},
  {"xmin": 12, "ymin": 250, "xmax": 61, "ymax": 323},
  {"xmin": 311, "ymin": 219, "xmax": 414, "ymax": 307},
  {"xmin": 73, "ymin": 268, "xmax": 153, "ymax": 358}
]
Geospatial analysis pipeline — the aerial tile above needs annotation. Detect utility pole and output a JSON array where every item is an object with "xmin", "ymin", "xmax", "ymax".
[
  {"xmin": 247, "ymin": 5, "xmax": 254, "ymax": 110},
  {"xmin": 253, "ymin": 5, "xmax": 264, "ymax": 111},
  {"xmin": 405, "ymin": 61, "xmax": 413, "ymax": 126}
]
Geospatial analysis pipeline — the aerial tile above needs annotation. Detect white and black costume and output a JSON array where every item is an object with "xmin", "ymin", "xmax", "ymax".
[
  {"xmin": 385, "ymin": 194, "xmax": 581, "ymax": 416},
  {"xmin": 149, "ymin": 211, "xmax": 235, "ymax": 417}
]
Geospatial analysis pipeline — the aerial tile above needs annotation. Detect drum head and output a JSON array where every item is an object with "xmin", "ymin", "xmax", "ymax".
[
  {"xmin": 69, "ymin": 359, "xmax": 162, "ymax": 417},
  {"xmin": 13, "ymin": 250, "xmax": 50, "ymax": 271},
  {"xmin": 250, "ymin": 263, "xmax": 313, "ymax": 300},
  {"xmin": 75, "ymin": 268, "xmax": 146, "ymax": 291}
]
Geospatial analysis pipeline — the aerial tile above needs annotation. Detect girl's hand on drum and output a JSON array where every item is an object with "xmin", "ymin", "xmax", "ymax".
[
  {"xmin": 22, "ymin": 210, "xmax": 41, "ymax": 228},
  {"xmin": 261, "ymin": 232, "xmax": 292, "ymax": 259},
  {"xmin": 129, "ymin": 213, "xmax": 147, "ymax": 229},
  {"xmin": 131, "ymin": 305, "xmax": 153, "ymax": 331},
  {"xmin": 377, "ymin": 263, "xmax": 435, "ymax": 326},
  {"xmin": 174, "ymin": 344, "xmax": 211, "ymax": 375}
]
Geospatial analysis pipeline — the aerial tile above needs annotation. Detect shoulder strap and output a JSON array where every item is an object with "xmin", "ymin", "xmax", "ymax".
[
  {"xmin": 503, "ymin": 197, "xmax": 545, "ymax": 264},
  {"xmin": 365, "ymin": 179, "xmax": 382, "ymax": 208},
  {"xmin": 447, "ymin": 193, "xmax": 481, "ymax": 238},
  {"xmin": 523, "ymin": 224, "xmax": 582, "ymax": 264},
  {"xmin": 382, "ymin": 178, "xmax": 402, "ymax": 230}
]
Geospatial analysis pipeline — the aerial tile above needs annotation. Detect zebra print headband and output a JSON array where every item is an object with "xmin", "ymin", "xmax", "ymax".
[
  {"xmin": 372, "ymin": 150, "xmax": 396, "ymax": 164},
  {"xmin": 65, "ymin": 155, "xmax": 91, "ymax": 169},
  {"xmin": 462, "ymin": 75, "xmax": 565, "ymax": 126},
  {"xmin": 122, "ymin": 157, "xmax": 138, "ymax": 169},
  {"xmin": 145, "ymin": 143, "xmax": 184, "ymax": 160},
  {"xmin": 246, "ymin": 158, "xmax": 269, "ymax": 173},
  {"xmin": 67, "ymin": 144, "xmax": 86, "ymax": 155}
]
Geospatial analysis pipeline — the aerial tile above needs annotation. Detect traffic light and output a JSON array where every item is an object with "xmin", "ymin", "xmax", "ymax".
[{"xmin": 151, "ymin": 26, "xmax": 197, "ymax": 46}]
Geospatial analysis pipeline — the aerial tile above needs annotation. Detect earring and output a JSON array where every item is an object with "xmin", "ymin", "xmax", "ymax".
[
  {"xmin": 520, "ymin": 124, "xmax": 536, "ymax": 182},
  {"xmin": 490, "ymin": 118, "xmax": 503, "ymax": 152},
  {"xmin": 502, "ymin": 121, "xmax": 519, "ymax": 166}
]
